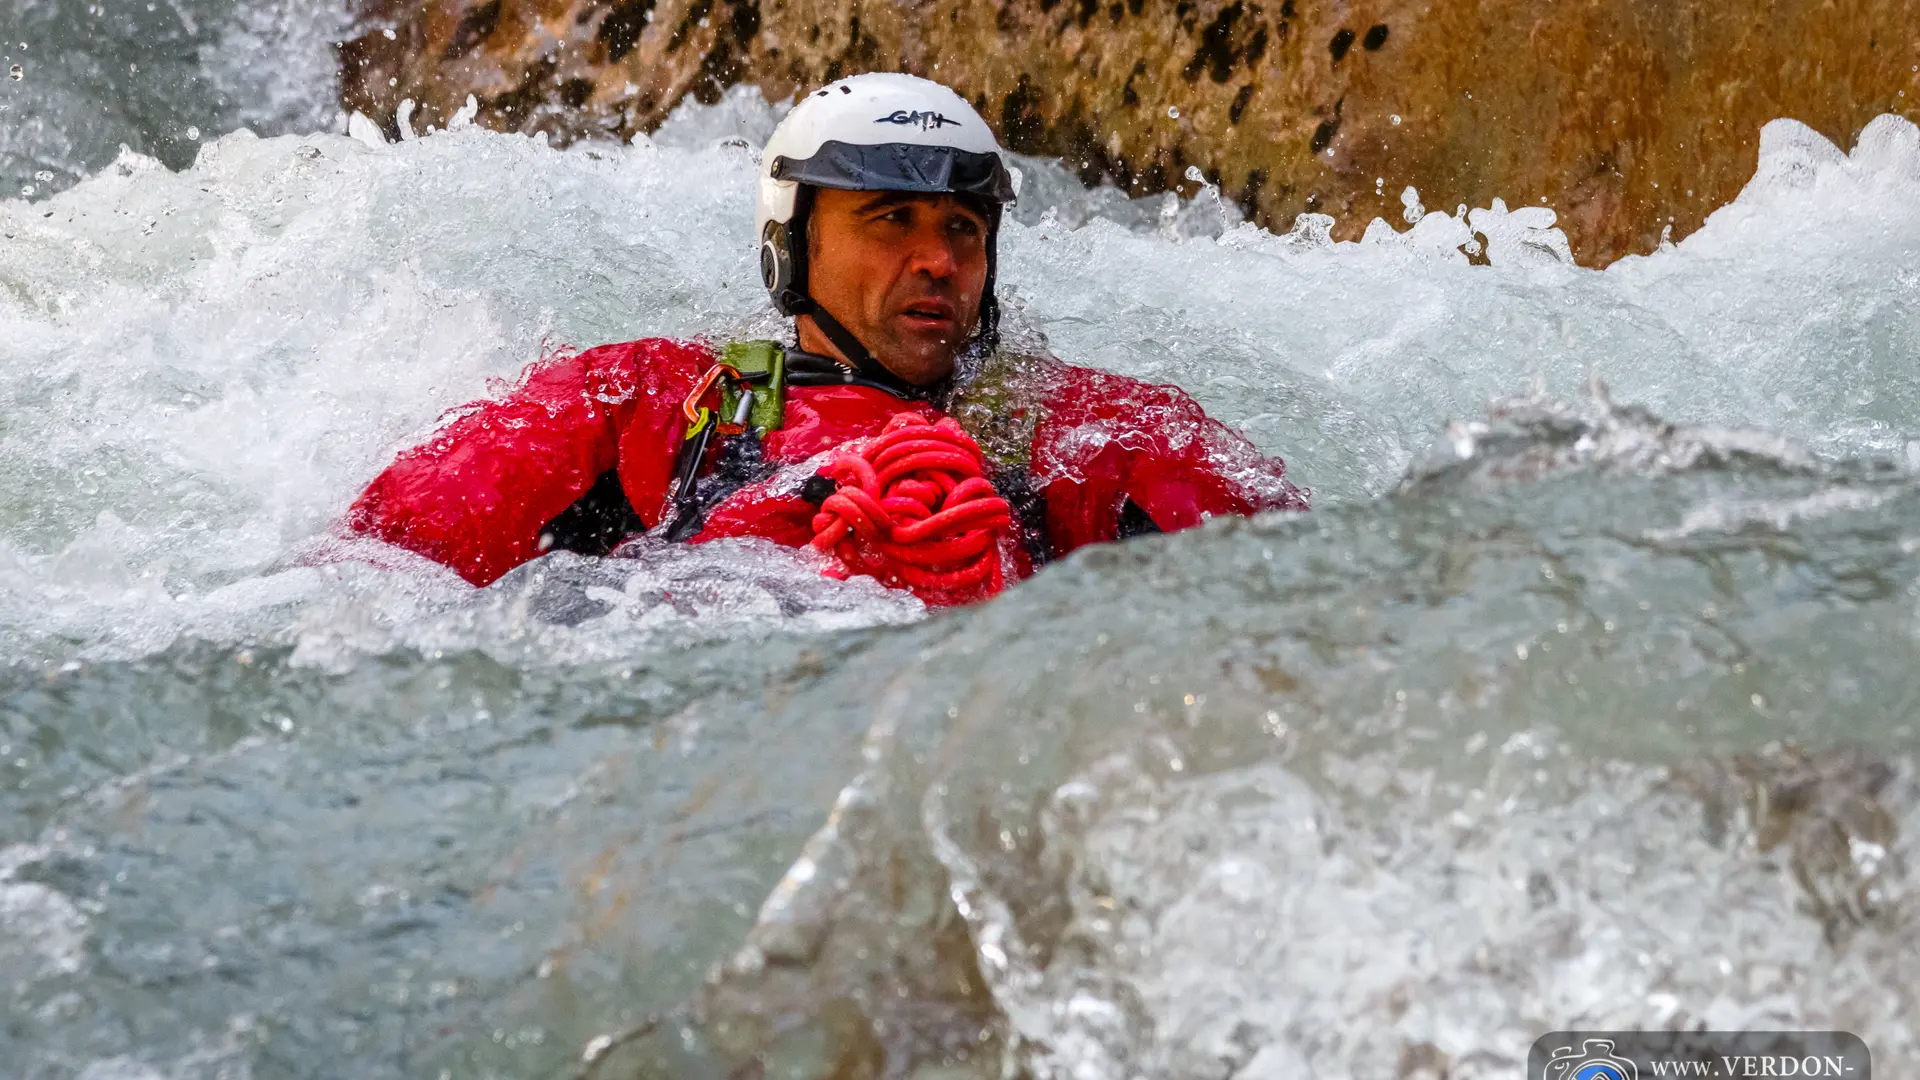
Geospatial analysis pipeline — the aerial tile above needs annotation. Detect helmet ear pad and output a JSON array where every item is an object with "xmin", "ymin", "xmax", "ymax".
[
  {"xmin": 763, "ymin": 187, "xmax": 815, "ymax": 318},
  {"xmin": 760, "ymin": 219, "xmax": 798, "ymax": 315}
]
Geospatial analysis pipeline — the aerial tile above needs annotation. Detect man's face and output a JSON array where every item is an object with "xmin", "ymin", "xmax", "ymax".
[{"xmin": 800, "ymin": 188, "xmax": 991, "ymax": 387}]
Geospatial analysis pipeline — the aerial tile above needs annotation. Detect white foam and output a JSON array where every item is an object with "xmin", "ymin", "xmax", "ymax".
[
  {"xmin": 965, "ymin": 753, "xmax": 1918, "ymax": 1077},
  {"xmin": 1, "ymin": 97, "xmax": 1916, "ymax": 665}
]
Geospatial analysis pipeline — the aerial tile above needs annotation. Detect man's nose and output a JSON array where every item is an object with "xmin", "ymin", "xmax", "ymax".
[{"xmin": 904, "ymin": 224, "xmax": 959, "ymax": 278}]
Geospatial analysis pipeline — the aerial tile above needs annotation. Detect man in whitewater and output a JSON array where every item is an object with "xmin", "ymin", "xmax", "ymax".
[{"xmin": 348, "ymin": 74, "xmax": 1307, "ymax": 607}]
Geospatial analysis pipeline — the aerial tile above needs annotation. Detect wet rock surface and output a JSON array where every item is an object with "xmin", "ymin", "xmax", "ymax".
[{"xmin": 338, "ymin": 0, "xmax": 1920, "ymax": 265}]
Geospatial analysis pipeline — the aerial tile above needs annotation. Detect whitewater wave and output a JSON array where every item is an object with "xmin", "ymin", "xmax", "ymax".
[
  {"xmin": 4, "ymin": 81, "xmax": 1920, "ymax": 1080},
  {"xmin": 1, "ymin": 94, "xmax": 1917, "ymax": 666}
]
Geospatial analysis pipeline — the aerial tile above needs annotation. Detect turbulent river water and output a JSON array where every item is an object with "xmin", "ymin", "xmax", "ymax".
[{"xmin": 5, "ymin": 4, "xmax": 1920, "ymax": 1078}]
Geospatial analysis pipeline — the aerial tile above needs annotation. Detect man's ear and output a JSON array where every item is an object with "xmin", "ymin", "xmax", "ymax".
[{"xmin": 804, "ymin": 201, "xmax": 825, "ymax": 265}]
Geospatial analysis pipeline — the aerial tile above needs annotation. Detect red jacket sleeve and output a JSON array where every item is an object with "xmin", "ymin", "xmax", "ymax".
[
  {"xmin": 346, "ymin": 338, "xmax": 712, "ymax": 586},
  {"xmin": 1030, "ymin": 365, "xmax": 1308, "ymax": 558}
]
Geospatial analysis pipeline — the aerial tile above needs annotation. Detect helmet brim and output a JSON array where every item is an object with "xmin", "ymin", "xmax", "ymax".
[{"xmin": 771, "ymin": 141, "xmax": 1016, "ymax": 205}]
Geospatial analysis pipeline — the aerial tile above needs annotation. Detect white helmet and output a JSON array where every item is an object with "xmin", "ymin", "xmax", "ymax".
[{"xmin": 755, "ymin": 73, "xmax": 1017, "ymax": 361}]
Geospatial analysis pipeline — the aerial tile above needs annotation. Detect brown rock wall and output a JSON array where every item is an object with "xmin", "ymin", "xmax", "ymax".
[
  {"xmin": 340, "ymin": 0, "xmax": 760, "ymax": 139},
  {"xmin": 340, "ymin": 0, "xmax": 1920, "ymax": 265}
]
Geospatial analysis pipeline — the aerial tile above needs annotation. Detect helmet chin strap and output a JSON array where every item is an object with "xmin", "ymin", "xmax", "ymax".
[{"xmin": 778, "ymin": 290, "xmax": 907, "ymax": 390}]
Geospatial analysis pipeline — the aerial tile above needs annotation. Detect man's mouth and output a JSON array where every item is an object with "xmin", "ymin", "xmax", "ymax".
[{"xmin": 898, "ymin": 299, "xmax": 959, "ymax": 333}]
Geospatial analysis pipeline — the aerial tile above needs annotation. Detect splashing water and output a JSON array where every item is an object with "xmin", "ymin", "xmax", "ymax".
[
  {"xmin": 0, "ymin": 0, "xmax": 349, "ymax": 196},
  {"xmin": 2, "ymin": 53, "xmax": 1920, "ymax": 1080}
]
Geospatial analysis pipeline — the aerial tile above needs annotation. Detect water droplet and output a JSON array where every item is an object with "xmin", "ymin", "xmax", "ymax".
[
  {"xmin": 1184, "ymin": 165, "xmax": 1204, "ymax": 183},
  {"xmin": 1167, "ymin": 105, "xmax": 1180, "ymax": 118},
  {"xmin": 7, "ymin": 64, "xmax": 21, "ymax": 81},
  {"xmin": 33, "ymin": 170, "xmax": 51, "ymax": 183},
  {"xmin": 19, "ymin": 185, "xmax": 33, "ymax": 197},
  {"xmin": 186, "ymin": 126, "xmax": 200, "ymax": 141},
  {"xmin": 1390, "ymin": 113, "xmax": 1402, "ymax": 126}
]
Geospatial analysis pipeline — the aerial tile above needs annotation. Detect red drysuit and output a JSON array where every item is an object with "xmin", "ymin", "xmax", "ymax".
[{"xmin": 347, "ymin": 337, "xmax": 1308, "ymax": 604}]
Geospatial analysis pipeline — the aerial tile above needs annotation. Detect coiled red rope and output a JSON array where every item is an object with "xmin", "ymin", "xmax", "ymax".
[{"xmin": 809, "ymin": 413, "xmax": 1014, "ymax": 604}]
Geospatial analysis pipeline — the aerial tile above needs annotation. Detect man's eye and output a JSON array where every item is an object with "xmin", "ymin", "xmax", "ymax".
[{"xmin": 950, "ymin": 217, "xmax": 983, "ymax": 237}]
